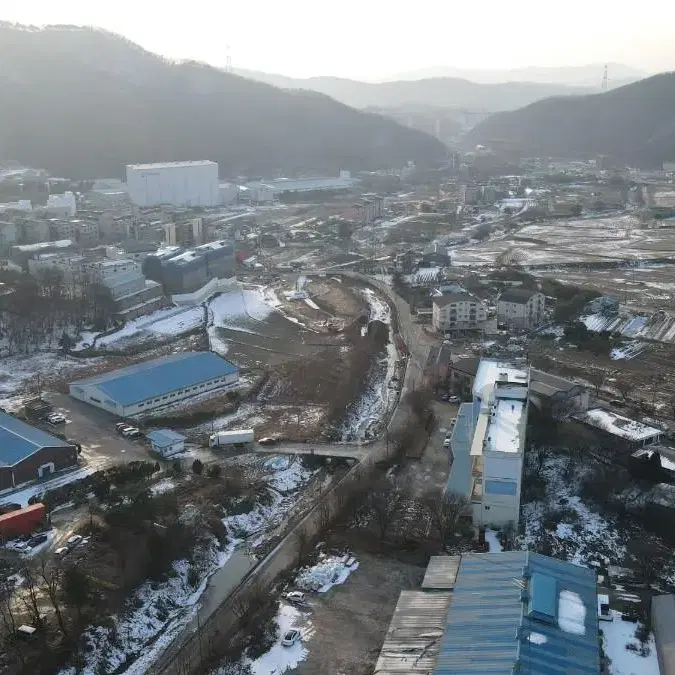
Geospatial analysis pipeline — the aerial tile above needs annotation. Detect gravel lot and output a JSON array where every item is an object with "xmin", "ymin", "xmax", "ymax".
[{"xmin": 292, "ymin": 551, "xmax": 424, "ymax": 675}]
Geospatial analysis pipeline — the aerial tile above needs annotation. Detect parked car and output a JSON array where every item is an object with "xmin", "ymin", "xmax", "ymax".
[
  {"xmin": 258, "ymin": 437, "xmax": 277, "ymax": 447},
  {"xmin": 121, "ymin": 427, "xmax": 140, "ymax": 438},
  {"xmin": 54, "ymin": 547, "xmax": 69, "ymax": 558},
  {"xmin": 281, "ymin": 629, "xmax": 301, "ymax": 647},
  {"xmin": 443, "ymin": 438, "xmax": 451, "ymax": 448},
  {"xmin": 46, "ymin": 413, "xmax": 66, "ymax": 425},
  {"xmin": 115, "ymin": 422, "xmax": 129, "ymax": 431},
  {"xmin": 28, "ymin": 534, "xmax": 48, "ymax": 547},
  {"xmin": 447, "ymin": 396, "xmax": 460, "ymax": 404},
  {"xmin": 66, "ymin": 535, "xmax": 82, "ymax": 549},
  {"xmin": 285, "ymin": 591, "xmax": 305, "ymax": 605}
]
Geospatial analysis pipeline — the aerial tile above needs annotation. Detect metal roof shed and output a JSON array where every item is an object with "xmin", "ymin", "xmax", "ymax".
[{"xmin": 146, "ymin": 429, "xmax": 186, "ymax": 458}]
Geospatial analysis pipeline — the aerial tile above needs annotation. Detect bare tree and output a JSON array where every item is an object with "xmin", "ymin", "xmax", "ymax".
[
  {"xmin": 422, "ymin": 491, "xmax": 470, "ymax": 549},
  {"xmin": 317, "ymin": 500, "xmax": 331, "ymax": 533},
  {"xmin": 39, "ymin": 559, "xmax": 69, "ymax": 639},
  {"xmin": 19, "ymin": 564, "xmax": 44, "ymax": 629},
  {"xmin": 615, "ymin": 377, "xmax": 635, "ymax": 402},
  {"xmin": 366, "ymin": 478, "xmax": 405, "ymax": 540},
  {"xmin": 586, "ymin": 370, "xmax": 605, "ymax": 398}
]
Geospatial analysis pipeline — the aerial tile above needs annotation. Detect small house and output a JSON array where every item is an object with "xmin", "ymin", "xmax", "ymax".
[{"xmin": 146, "ymin": 429, "xmax": 186, "ymax": 458}]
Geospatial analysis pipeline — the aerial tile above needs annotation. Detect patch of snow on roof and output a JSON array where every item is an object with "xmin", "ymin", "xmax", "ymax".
[
  {"xmin": 557, "ymin": 590, "xmax": 586, "ymax": 636},
  {"xmin": 527, "ymin": 632, "xmax": 548, "ymax": 645},
  {"xmin": 582, "ymin": 408, "xmax": 662, "ymax": 442}
]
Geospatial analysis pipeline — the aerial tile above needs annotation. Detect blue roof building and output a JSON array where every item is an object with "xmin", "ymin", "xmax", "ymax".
[
  {"xmin": 434, "ymin": 552, "xmax": 599, "ymax": 675},
  {"xmin": 69, "ymin": 352, "xmax": 239, "ymax": 417},
  {"xmin": 375, "ymin": 552, "xmax": 600, "ymax": 675},
  {"xmin": 146, "ymin": 429, "xmax": 186, "ymax": 457},
  {"xmin": 0, "ymin": 412, "xmax": 77, "ymax": 492}
]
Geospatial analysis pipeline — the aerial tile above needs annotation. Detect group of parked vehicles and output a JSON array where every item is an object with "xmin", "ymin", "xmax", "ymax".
[{"xmin": 115, "ymin": 421, "xmax": 141, "ymax": 438}]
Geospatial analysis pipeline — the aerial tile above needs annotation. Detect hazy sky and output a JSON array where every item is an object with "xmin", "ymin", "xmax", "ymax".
[{"xmin": 3, "ymin": 0, "xmax": 674, "ymax": 79}]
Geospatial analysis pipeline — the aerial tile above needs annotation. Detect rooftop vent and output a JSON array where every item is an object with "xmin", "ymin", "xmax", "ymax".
[{"xmin": 527, "ymin": 573, "xmax": 557, "ymax": 625}]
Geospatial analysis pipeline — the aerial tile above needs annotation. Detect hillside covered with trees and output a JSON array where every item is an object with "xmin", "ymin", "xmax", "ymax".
[
  {"xmin": 0, "ymin": 23, "xmax": 447, "ymax": 178},
  {"xmin": 466, "ymin": 72, "xmax": 675, "ymax": 166}
]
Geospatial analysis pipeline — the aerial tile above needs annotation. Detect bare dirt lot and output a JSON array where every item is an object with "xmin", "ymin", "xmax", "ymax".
[{"xmin": 292, "ymin": 550, "xmax": 425, "ymax": 675}]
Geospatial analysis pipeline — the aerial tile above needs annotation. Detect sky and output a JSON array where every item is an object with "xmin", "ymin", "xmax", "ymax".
[{"xmin": 2, "ymin": 0, "xmax": 674, "ymax": 80}]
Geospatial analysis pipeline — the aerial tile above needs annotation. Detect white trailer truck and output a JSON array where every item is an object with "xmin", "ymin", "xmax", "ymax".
[{"xmin": 209, "ymin": 429, "xmax": 255, "ymax": 448}]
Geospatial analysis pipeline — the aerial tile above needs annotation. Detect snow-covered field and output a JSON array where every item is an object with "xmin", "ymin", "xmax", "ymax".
[
  {"xmin": 0, "ymin": 351, "xmax": 103, "ymax": 410},
  {"xmin": 602, "ymin": 610, "xmax": 660, "ymax": 675},
  {"xmin": 78, "ymin": 305, "xmax": 204, "ymax": 349}
]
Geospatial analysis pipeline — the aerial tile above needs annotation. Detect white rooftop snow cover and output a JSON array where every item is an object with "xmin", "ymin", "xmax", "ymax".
[
  {"xmin": 473, "ymin": 360, "xmax": 528, "ymax": 399},
  {"xmin": 557, "ymin": 590, "xmax": 587, "ymax": 636},
  {"xmin": 486, "ymin": 399, "xmax": 525, "ymax": 454},
  {"xmin": 583, "ymin": 408, "xmax": 662, "ymax": 442}
]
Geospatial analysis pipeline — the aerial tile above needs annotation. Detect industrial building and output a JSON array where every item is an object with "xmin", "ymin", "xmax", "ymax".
[
  {"xmin": 374, "ymin": 551, "xmax": 599, "ymax": 674},
  {"xmin": 143, "ymin": 240, "xmax": 235, "ymax": 293},
  {"xmin": 69, "ymin": 352, "xmax": 239, "ymax": 417},
  {"xmin": 446, "ymin": 359, "xmax": 529, "ymax": 527},
  {"xmin": 126, "ymin": 161, "xmax": 219, "ymax": 208},
  {"xmin": 0, "ymin": 412, "xmax": 78, "ymax": 491}
]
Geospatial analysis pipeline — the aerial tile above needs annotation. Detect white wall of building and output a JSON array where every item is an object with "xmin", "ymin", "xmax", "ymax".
[{"xmin": 126, "ymin": 161, "xmax": 219, "ymax": 208}]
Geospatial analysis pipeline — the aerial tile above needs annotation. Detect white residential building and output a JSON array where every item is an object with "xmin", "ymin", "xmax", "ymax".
[
  {"xmin": 446, "ymin": 359, "xmax": 530, "ymax": 527},
  {"xmin": 0, "ymin": 200, "xmax": 32, "ymax": 214},
  {"xmin": 45, "ymin": 192, "xmax": 77, "ymax": 217},
  {"xmin": 126, "ymin": 161, "xmax": 219, "ymax": 208},
  {"xmin": 497, "ymin": 288, "xmax": 546, "ymax": 330},
  {"xmin": 432, "ymin": 293, "xmax": 489, "ymax": 333}
]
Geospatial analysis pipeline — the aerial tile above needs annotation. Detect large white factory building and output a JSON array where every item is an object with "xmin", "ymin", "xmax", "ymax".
[{"xmin": 126, "ymin": 161, "xmax": 219, "ymax": 208}]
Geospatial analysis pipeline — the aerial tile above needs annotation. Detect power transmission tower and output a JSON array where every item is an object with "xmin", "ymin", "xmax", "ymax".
[
  {"xmin": 225, "ymin": 45, "xmax": 232, "ymax": 73},
  {"xmin": 601, "ymin": 64, "xmax": 608, "ymax": 91}
]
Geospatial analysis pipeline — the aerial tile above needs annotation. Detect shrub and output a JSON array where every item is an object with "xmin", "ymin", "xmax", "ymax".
[
  {"xmin": 207, "ymin": 464, "xmax": 222, "ymax": 479},
  {"xmin": 192, "ymin": 459, "xmax": 204, "ymax": 475}
]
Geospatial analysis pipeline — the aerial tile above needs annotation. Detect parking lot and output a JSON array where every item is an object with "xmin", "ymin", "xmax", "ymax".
[{"xmin": 45, "ymin": 392, "xmax": 153, "ymax": 466}]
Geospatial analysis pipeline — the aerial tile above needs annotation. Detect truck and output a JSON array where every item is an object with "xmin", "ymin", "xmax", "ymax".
[
  {"xmin": 0, "ymin": 503, "xmax": 46, "ymax": 539},
  {"xmin": 209, "ymin": 429, "xmax": 255, "ymax": 448}
]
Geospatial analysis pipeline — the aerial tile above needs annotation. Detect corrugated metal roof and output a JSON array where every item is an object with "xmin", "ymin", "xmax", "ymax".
[
  {"xmin": 433, "ymin": 552, "xmax": 599, "ymax": 675},
  {"xmin": 422, "ymin": 556, "xmax": 461, "ymax": 590},
  {"xmin": 70, "ymin": 352, "xmax": 238, "ymax": 406},
  {"xmin": 146, "ymin": 429, "xmax": 186, "ymax": 448},
  {"xmin": 374, "ymin": 591, "xmax": 452, "ymax": 674},
  {"xmin": 0, "ymin": 412, "xmax": 73, "ymax": 467},
  {"xmin": 445, "ymin": 403, "xmax": 474, "ymax": 496}
]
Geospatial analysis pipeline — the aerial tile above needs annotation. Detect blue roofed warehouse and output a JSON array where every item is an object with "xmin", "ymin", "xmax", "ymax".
[
  {"xmin": 0, "ymin": 412, "xmax": 77, "ymax": 492},
  {"xmin": 69, "ymin": 352, "xmax": 239, "ymax": 417}
]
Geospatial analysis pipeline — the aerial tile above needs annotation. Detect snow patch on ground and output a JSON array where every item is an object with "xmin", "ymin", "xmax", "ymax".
[
  {"xmin": 92, "ymin": 305, "xmax": 204, "ymax": 348},
  {"xmin": 485, "ymin": 529, "xmax": 503, "ymax": 552},
  {"xmin": 295, "ymin": 554, "xmax": 359, "ymax": 593},
  {"xmin": 150, "ymin": 478, "xmax": 176, "ymax": 495},
  {"xmin": 602, "ymin": 610, "xmax": 660, "ymax": 675},
  {"xmin": 266, "ymin": 460, "xmax": 311, "ymax": 493}
]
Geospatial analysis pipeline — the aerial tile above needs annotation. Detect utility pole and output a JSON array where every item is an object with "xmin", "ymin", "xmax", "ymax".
[{"xmin": 601, "ymin": 64, "xmax": 608, "ymax": 91}]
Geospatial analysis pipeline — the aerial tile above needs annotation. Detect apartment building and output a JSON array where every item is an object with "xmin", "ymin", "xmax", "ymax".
[
  {"xmin": 432, "ymin": 293, "xmax": 488, "ymax": 333},
  {"xmin": 446, "ymin": 359, "xmax": 529, "ymax": 527},
  {"xmin": 497, "ymin": 288, "xmax": 545, "ymax": 329}
]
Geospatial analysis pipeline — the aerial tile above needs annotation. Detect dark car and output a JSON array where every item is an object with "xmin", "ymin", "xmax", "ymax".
[
  {"xmin": 258, "ymin": 437, "xmax": 278, "ymax": 446},
  {"xmin": 28, "ymin": 534, "xmax": 48, "ymax": 547}
]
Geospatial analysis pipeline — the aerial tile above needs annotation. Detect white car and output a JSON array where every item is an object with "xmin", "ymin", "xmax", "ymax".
[
  {"xmin": 121, "ymin": 427, "xmax": 140, "ymax": 437},
  {"xmin": 54, "ymin": 547, "xmax": 69, "ymax": 558},
  {"xmin": 285, "ymin": 591, "xmax": 305, "ymax": 604},
  {"xmin": 46, "ymin": 413, "xmax": 66, "ymax": 425},
  {"xmin": 443, "ymin": 438, "xmax": 451, "ymax": 448},
  {"xmin": 66, "ymin": 535, "xmax": 82, "ymax": 549},
  {"xmin": 281, "ymin": 629, "xmax": 301, "ymax": 647}
]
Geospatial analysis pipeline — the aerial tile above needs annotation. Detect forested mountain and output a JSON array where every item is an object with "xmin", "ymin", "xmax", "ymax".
[
  {"xmin": 466, "ymin": 73, "xmax": 675, "ymax": 166},
  {"xmin": 0, "ymin": 23, "xmax": 446, "ymax": 179}
]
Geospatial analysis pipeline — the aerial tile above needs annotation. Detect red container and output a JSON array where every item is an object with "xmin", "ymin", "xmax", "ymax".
[{"xmin": 0, "ymin": 503, "xmax": 46, "ymax": 538}]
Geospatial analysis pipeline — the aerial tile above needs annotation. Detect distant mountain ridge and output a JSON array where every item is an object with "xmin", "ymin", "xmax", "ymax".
[
  {"xmin": 466, "ymin": 72, "xmax": 675, "ymax": 166},
  {"xmin": 233, "ymin": 65, "xmax": 643, "ymax": 112},
  {"xmin": 0, "ymin": 23, "xmax": 447, "ymax": 179}
]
